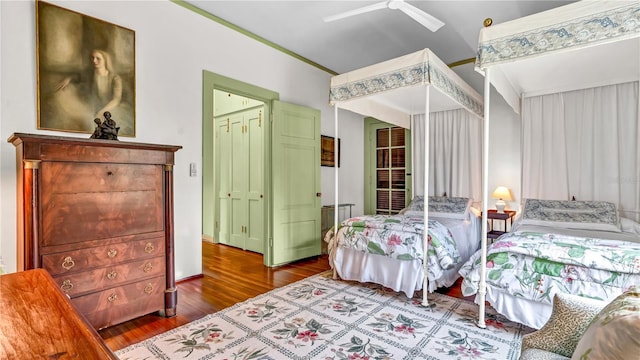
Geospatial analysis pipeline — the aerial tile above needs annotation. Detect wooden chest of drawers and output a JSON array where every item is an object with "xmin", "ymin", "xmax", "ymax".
[{"xmin": 9, "ymin": 133, "xmax": 181, "ymax": 330}]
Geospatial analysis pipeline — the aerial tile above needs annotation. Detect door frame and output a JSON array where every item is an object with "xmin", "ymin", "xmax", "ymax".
[{"xmin": 202, "ymin": 70, "xmax": 279, "ymax": 265}]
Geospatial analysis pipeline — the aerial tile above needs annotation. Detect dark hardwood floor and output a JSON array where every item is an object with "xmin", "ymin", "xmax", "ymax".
[{"xmin": 99, "ymin": 241, "xmax": 468, "ymax": 352}]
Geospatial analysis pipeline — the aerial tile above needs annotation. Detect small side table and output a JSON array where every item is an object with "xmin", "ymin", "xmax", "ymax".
[{"xmin": 487, "ymin": 209, "xmax": 516, "ymax": 241}]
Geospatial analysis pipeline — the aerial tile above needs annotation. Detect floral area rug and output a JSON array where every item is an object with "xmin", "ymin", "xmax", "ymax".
[{"xmin": 116, "ymin": 271, "xmax": 533, "ymax": 360}]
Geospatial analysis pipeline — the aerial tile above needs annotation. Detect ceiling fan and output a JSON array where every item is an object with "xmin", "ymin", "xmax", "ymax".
[{"xmin": 322, "ymin": 0, "xmax": 445, "ymax": 32}]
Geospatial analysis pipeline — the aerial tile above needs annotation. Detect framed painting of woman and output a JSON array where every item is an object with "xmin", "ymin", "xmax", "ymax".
[{"xmin": 36, "ymin": 1, "xmax": 136, "ymax": 137}]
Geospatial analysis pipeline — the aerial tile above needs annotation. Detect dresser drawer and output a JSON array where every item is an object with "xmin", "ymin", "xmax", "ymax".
[
  {"xmin": 42, "ymin": 162, "xmax": 162, "ymax": 193},
  {"xmin": 53, "ymin": 256, "xmax": 166, "ymax": 297},
  {"xmin": 40, "ymin": 162, "xmax": 164, "ymax": 246},
  {"xmin": 41, "ymin": 193, "xmax": 164, "ymax": 247},
  {"xmin": 43, "ymin": 237, "xmax": 165, "ymax": 275},
  {"xmin": 72, "ymin": 276, "xmax": 166, "ymax": 330}
]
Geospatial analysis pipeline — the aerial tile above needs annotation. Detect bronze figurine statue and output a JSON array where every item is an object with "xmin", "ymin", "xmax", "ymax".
[{"xmin": 90, "ymin": 111, "xmax": 120, "ymax": 140}]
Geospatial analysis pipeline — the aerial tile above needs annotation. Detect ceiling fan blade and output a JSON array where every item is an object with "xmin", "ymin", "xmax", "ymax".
[
  {"xmin": 397, "ymin": 2, "xmax": 445, "ymax": 32},
  {"xmin": 322, "ymin": 1, "xmax": 388, "ymax": 22}
]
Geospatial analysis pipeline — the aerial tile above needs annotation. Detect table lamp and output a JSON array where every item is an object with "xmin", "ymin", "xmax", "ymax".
[{"xmin": 492, "ymin": 186, "xmax": 512, "ymax": 213}]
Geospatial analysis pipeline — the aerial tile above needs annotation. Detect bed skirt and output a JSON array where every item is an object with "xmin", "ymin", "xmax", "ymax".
[
  {"xmin": 333, "ymin": 246, "xmax": 424, "ymax": 298},
  {"xmin": 477, "ymin": 287, "xmax": 552, "ymax": 329}
]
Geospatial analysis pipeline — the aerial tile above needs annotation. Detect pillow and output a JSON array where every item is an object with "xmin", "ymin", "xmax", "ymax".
[
  {"xmin": 405, "ymin": 196, "xmax": 424, "ymax": 213},
  {"xmin": 428, "ymin": 196, "xmax": 472, "ymax": 219},
  {"xmin": 403, "ymin": 196, "xmax": 472, "ymax": 219},
  {"xmin": 621, "ymin": 217, "xmax": 640, "ymax": 235},
  {"xmin": 519, "ymin": 199, "xmax": 621, "ymax": 232},
  {"xmin": 571, "ymin": 286, "xmax": 640, "ymax": 360},
  {"xmin": 521, "ymin": 292, "xmax": 606, "ymax": 358}
]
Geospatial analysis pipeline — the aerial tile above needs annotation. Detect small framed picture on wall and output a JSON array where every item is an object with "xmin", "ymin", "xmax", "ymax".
[
  {"xmin": 321, "ymin": 135, "xmax": 340, "ymax": 167},
  {"xmin": 36, "ymin": 0, "xmax": 136, "ymax": 137}
]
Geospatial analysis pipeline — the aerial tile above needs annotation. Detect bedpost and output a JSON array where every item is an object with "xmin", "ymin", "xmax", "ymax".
[
  {"xmin": 334, "ymin": 104, "xmax": 340, "ymax": 268},
  {"xmin": 422, "ymin": 85, "xmax": 431, "ymax": 307},
  {"xmin": 411, "ymin": 116, "xmax": 416, "ymax": 195},
  {"xmin": 477, "ymin": 68, "xmax": 491, "ymax": 329}
]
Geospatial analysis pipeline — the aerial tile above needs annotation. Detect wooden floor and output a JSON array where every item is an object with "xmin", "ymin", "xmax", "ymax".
[{"xmin": 99, "ymin": 241, "xmax": 467, "ymax": 352}]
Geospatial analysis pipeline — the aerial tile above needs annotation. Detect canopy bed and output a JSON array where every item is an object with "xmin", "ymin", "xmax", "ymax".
[
  {"xmin": 464, "ymin": 0, "xmax": 640, "ymax": 329},
  {"xmin": 327, "ymin": 48, "xmax": 484, "ymax": 305}
]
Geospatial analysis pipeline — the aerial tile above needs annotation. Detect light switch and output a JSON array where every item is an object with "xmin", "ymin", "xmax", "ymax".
[{"xmin": 189, "ymin": 162, "xmax": 197, "ymax": 177}]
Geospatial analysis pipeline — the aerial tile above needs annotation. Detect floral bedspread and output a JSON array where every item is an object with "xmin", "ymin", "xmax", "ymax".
[
  {"xmin": 329, "ymin": 214, "xmax": 460, "ymax": 276},
  {"xmin": 459, "ymin": 231, "xmax": 640, "ymax": 305}
]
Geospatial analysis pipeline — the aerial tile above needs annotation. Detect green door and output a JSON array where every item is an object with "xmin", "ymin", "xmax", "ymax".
[
  {"xmin": 270, "ymin": 100, "xmax": 321, "ymax": 266},
  {"xmin": 215, "ymin": 117, "xmax": 231, "ymax": 245},
  {"xmin": 229, "ymin": 113, "xmax": 246, "ymax": 249},
  {"xmin": 364, "ymin": 119, "xmax": 412, "ymax": 215},
  {"xmin": 215, "ymin": 107, "xmax": 265, "ymax": 253},
  {"xmin": 245, "ymin": 108, "xmax": 265, "ymax": 253}
]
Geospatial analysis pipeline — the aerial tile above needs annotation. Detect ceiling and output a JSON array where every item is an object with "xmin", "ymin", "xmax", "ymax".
[{"xmin": 182, "ymin": 0, "xmax": 576, "ymax": 75}]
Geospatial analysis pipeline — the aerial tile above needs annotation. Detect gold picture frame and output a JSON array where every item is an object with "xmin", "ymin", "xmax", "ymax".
[
  {"xmin": 321, "ymin": 135, "xmax": 340, "ymax": 167},
  {"xmin": 36, "ymin": 1, "xmax": 136, "ymax": 137}
]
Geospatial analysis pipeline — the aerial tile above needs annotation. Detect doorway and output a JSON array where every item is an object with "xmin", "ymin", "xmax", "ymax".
[
  {"xmin": 212, "ymin": 90, "xmax": 265, "ymax": 254},
  {"xmin": 202, "ymin": 71, "xmax": 322, "ymax": 267}
]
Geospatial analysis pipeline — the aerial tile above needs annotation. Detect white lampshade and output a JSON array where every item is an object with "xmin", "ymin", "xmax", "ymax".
[{"xmin": 492, "ymin": 186, "xmax": 513, "ymax": 213}]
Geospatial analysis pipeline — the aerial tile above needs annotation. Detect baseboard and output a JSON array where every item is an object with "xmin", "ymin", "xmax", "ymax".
[{"xmin": 177, "ymin": 273, "xmax": 204, "ymax": 284}]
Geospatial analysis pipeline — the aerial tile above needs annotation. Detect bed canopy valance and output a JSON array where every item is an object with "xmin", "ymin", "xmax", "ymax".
[
  {"xmin": 328, "ymin": 48, "xmax": 483, "ymax": 307},
  {"xmin": 330, "ymin": 48, "xmax": 483, "ymax": 129},
  {"xmin": 474, "ymin": 0, "xmax": 640, "ymax": 328},
  {"xmin": 476, "ymin": 0, "xmax": 640, "ymax": 114}
]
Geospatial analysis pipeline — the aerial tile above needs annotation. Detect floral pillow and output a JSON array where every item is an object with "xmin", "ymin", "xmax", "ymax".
[
  {"xmin": 404, "ymin": 196, "xmax": 471, "ymax": 219},
  {"xmin": 519, "ymin": 199, "xmax": 621, "ymax": 232},
  {"xmin": 571, "ymin": 286, "xmax": 640, "ymax": 360}
]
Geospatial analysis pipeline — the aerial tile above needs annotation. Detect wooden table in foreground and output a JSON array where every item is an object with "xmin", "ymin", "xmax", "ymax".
[{"xmin": 0, "ymin": 268, "xmax": 118, "ymax": 359}]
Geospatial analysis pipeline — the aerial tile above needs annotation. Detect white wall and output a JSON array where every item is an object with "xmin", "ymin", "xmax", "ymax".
[{"xmin": 0, "ymin": 0, "xmax": 363, "ymax": 277}]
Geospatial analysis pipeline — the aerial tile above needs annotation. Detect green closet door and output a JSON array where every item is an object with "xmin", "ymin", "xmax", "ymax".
[
  {"xmin": 271, "ymin": 100, "xmax": 321, "ymax": 266},
  {"xmin": 229, "ymin": 113, "xmax": 247, "ymax": 249},
  {"xmin": 245, "ymin": 108, "xmax": 264, "ymax": 253},
  {"xmin": 215, "ymin": 117, "xmax": 231, "ymax": 245}
]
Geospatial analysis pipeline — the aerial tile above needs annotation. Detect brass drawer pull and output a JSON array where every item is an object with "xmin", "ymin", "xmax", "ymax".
[
  {"xmin": 143, "ymin": 262, "xmax": 153, "ymax": 273},
  {"xmin": 60, "ymin": 280, "xmax": 73, "ymax": 293},
  {"xmin": 62, "ymin": 256, "xmax": 75, "ymax": 270},
  {"xmin": 107, "ymin": 294, "xmax": 118, "ymax": 302},
  {"xmin": 144, "ymin": 283, "xmax": 153, "ymax": 294},
  {"xmin": 144, "ymin": 242, "xmax": 154, "ymax": 253},
  {"xmin": 107, "ymin": 249, "xmax": 118, "ymax": 258},
  {"xmin": 107, "ymin": 271, "xmax": 117, "ymax": 280}
]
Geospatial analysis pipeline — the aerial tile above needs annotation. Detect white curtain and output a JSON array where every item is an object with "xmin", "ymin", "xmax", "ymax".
[
  {"xmin": 411, "ymin": 109, "xmax": 482, "ymax": 201},
  {"xmin": 522, "ymin": 81, "xmax": 640, "ymax": 222}
]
